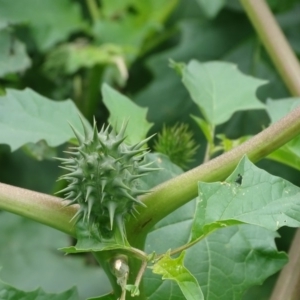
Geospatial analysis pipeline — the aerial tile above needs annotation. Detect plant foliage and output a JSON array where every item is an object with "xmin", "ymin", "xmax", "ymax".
[{"xmin": 0, "ymin": 1, "xmax": 300, "ymax": 300}]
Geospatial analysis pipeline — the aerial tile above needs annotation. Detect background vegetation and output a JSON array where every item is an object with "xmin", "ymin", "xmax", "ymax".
[{"xmin": 0, "ymin": 0, "xmax": 300, "ymax": 299}]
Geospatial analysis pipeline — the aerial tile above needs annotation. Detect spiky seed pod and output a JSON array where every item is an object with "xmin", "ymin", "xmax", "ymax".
[
  {"xmin": 56, "ymin": 118, "xmax": 157, "ymax": 239},
  {"xmin": 153, "ymin": 123, "xmax": 199, "ymax": 169}
]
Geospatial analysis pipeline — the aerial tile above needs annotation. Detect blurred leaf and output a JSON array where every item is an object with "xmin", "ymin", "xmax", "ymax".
[
  {"xmin": 0, "ymin": 29, "xmax": 31, "ymax": 78},
  {"xmin": 0, "ymin": 280, "xmax": 79, "ymax": 300},
  {"xmin": 102, "ymin": 84, "xmax": 153, "ymax": 145},
  {"xmin": 277, "ymin": 4, "xmax": 300, "ymax": 54},
  {"xmin": 181, "ymin": 60, "xmax": 266, "ymax": 126},
  {"xmin": 266, "ymin": 98, "xmax": 300, "ymax": 170},
  {"xmin": 0, "ymin": 88, "xmax": 91, "ymax": 151},
  {"xmin": 87, "ymin": 294, "xmax": 115, "ymax": 300},
  {"xmin": 22, "ymin": 140, "xmax": 56, "ymax": 161},
  {"xmin": 93, "ymin": 0, "xmax": 178, "ymax": 61},
  {"xmin": 44, "ymin": 42, "xmax": 124, "ymax": 76},
  {"xmin": 266, "ymin": 98, "xmax": 300, "ymax": 123},
  {"xmin": 135, "ymin": 13, "xmax": 253, "ymax": 129},
  {"xmin": 0, "ymin": 212, "xmax": 110, "ymax": 299},
  {"xmin": 0, "ymin": 0, "xmax": 86, "ymax": 51},
  {"xmin": 194, "ymin": 0, "xmax": 226, "ymax": 18},
  {"xmin": 216, "ymin": 134, "xmax": 251, "ymax": 152},
  {"xmin": 191, "ymin": 115, "xmax": 213, "ymax": 143},
  {"xmin": 191, "ymin": 156, "xmax": 300, "ymax": 241},
  {"xmin": 152, "ymin": 251, "xmax": 204, "ymax": 300}
]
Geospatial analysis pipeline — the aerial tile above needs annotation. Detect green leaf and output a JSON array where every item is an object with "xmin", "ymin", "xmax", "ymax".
[
  {"xmin": 0, "ymin": 280, "xmax": 79, "ymax": 300},
  {"xmin": 266, "ymin": 98, "xmax": 300, "ymax": 170},
  {"xmin": 102, "ymin": 84, "xmax": 153, "ymax": 145},
  {"xmin": 135, "ymin": 15, "xmax": 253, "ymax": 129},
  {"xmin": 22, "ymin": 140, "xmax": 57, "ymax": 161},
  {"xmin": 0, "ymin": 212, "xmax": 110, "ymax": 299},
  {"xmin": 60, "ymin": 221, "xmax": 129, "ymax": 254},
  {"xmin": 0, "ymin": 88, "xmax": 91, "ymax": 151},
  {"xmin": 141, "ymin": 157, "xmax": 288, "ymax": 299},
  {"xmin": 181, "ymin": 60, "xmax": 266, "ymax": 126},
  {"xmin": 191, "ymin": 115, "xmax": 214, "ymax": 143},
  {"xmin": 0, "ymin": 0, "xmax": 86, "ymax": 51},
  {"xmin": 185, "ymin": 225, "xmax": 287, "ymax": 300},
  {"xmin": 0, "ymin": 29, "xmax": 31, "ymax": 78},
  {"xmin": 145, "ymin": 214, "xmax": 287, "ymax": 299},
  {"xmin": 44, "ymin": 43, "xmax": 124, "ymax": 76},
  {"xmin": 93, "ymin": 0, "xmax": 178, "ymax": 60},
  {"xmin": 195, "ymin": 0, "xmax": 226, "ymax": 18},
  {"xmin": 191, "ymin": 156, "xmax": 300, "ymax": 241},
  {"xmin": 152, "ymin": 251, "xmax": 204, "ymax": 300}
]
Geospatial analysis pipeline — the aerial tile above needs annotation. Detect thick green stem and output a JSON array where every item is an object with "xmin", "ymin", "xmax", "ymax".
[
  {"xmin": 127, "ymin": 105, "xmax": 300, "ymax": 241},
  {"xmin": 240, "ymin": 0, "xmax": 300, "ymax": 96},
  {"xmin": 0, "ymin": 183, "xmax": 77, "ymax": 237},
  {"xmin": 1, "ymin": 106, "xmax": 300, "ymax": 242}
]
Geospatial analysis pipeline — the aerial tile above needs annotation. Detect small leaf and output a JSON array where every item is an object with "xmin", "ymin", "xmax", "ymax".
[
  {"xmin": 0, "ymin": 279, "xmax": 79, "ymax": 300},
  {"xmin": 125, "ymin": 285, "xmax": 140, "ymax": 296},
  {"xmin": 182, "ymin": 60, "xmax": 266, "ymax": 125},
  {"xmin": 191, "ymin": 155, "xmax": 300, "ymax": 241},
  {"xmin": 0, "ymin": 88, "xmax": 91, "ymax": 151},
  {"xmin": 191, "ymin": 115, "xmax": 213, "ymax": 143},
  {"xmin": 152, "ymin": 251, "xmax": 204, "ymax": 300},
  {"xmin": 102, "ymin": 84, "xmax": 153, "ymax": 145},
  {"xmin": 22, "ymin": 140, "xmax": 57, "ymax": 161},
  {"xmin": 0, "ymin": 29, "xmax": 31, "ymax": 78},
  {"xmin": 60, "ymin": 221, "xmax": 129, "ymax": 254}
]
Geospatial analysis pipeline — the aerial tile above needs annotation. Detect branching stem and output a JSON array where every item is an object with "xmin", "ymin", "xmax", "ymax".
[{"xmin": 127, "ymin": 105, "xmax": 300, "ymax": 243}]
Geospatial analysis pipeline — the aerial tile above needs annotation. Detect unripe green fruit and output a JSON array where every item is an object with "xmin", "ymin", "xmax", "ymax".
[{"xmin": 56, "ymin": 118, "xmax": 156, "ymax": 239}]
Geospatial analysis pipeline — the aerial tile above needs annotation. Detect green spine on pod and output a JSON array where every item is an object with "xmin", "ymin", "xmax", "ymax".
[{"xmin": 56, "ymin": 118, "xmax": 157, "ymax": 239}]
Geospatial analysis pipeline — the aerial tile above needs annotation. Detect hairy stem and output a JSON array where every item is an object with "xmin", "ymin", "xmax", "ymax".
[
  {"xmin": 127, "ymin": 105, "xmax": 300, "ymax": 241},
  {"xmin": 240, "ymin": 0, "xmax": 300, "ymax": 96},
  {"xmin": 0, "ymin": 183, "xmax": 77, "ymax": 237}
]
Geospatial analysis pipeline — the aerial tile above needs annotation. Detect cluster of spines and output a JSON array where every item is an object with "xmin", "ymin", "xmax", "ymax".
[{"xmin": 56, "ymin": 117, "xmax": 158, "ymax": 239}]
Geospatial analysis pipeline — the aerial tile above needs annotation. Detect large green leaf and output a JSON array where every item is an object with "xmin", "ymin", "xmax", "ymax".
[
  {"xmin": 145, "ymin": 206, "xmax": 287, "ymax": 300},
  {"xmin": 266, "ymin": 98, "xmax": 300, "ymax": 170},
  {"xmin": 181, "ymin": 60, "xmax": 266, "ymax": 126},
  {"xmin": 0, "ymin": 212, "xmax": 110, "ymax": 299},
  {"xmin": 102, "ymin": 84, "xmax": 153, "ymax": 145},
  {"xmin": 143, "ymin": 156, "xmax": 289, "ymax": 299},
  {"xmin": 191, "ymin": 156, "xmax": 300, "ymax": 241},
  {"xmin": 0, "ymin": 0, "xmax": 86, "ymax": 51},
  {"xmin": 0, "ymin": 88, "xmax": 91, "ymax": 151},
  {"xmin": 185, "ymin": 225, "xmax": 287, "ymax": 300},
  {"xmin": 0, "ymin": 29, "xmax": 31, "ymax": 78},
  {"xmin": 0, "ymin": 280, "xmax": 79, "ymax": 300},
  {"xmin": 152, "ymin": 251, "xmax": 204, "ymax": 300}
]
